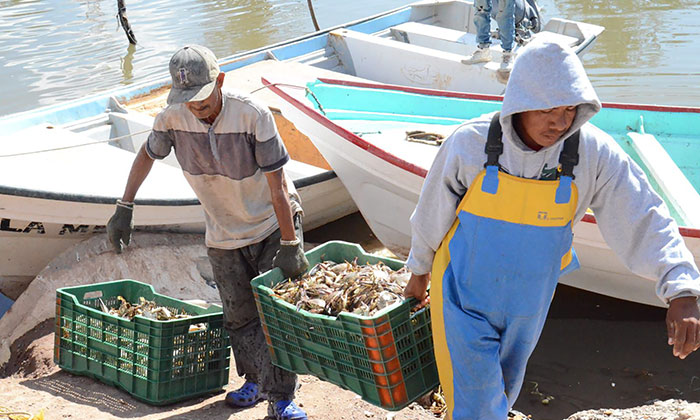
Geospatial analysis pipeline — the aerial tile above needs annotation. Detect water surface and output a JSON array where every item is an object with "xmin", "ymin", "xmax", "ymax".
[{"xmin": 0, "ymin": 0, "xmax": 698, "ymax": 116}]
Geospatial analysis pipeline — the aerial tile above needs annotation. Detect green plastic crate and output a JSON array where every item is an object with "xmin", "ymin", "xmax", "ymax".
[
  {"xmin": 252, "ymin": 241, "xmax": 439, "ymax": 411},
  {"xmin": 54, "ymin": 279, "xmax": 230, "ymax": 405}
]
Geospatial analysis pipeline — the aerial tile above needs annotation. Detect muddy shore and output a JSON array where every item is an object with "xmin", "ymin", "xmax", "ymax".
[{"xmin": 2, "ymin": 212, "xmax": 700, "ymax": 419}]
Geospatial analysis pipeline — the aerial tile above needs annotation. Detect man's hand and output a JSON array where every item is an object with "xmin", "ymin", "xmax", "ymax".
[
  {"xmin": 273, "ymin": 241, "xmax": 309, "ymax": 279},
  {"xmin": 403, "ymin": 273, "xmax": 430, "ymax": 308},
  {"xmin": 666, "ymin": 296, "xmax": 700, "ymax": 359},
  {"xmin": 107, "ymin": 201, "xmax": 133, "ymax": 254}
]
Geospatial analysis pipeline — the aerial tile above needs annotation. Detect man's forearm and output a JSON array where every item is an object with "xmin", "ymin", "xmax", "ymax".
[
  {"xmin": 270, "ymin": 191, "xmax": 296, "ymax": 241},
  {"xmin": 122, "ymin": 144, "xmax": 155, "ymax": 202},
  {"xmin": 265, "ymin": 169, "xmax": 296, "ymax": 241}
]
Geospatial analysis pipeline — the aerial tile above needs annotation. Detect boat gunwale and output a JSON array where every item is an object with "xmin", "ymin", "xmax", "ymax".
[
  {"xmin": 269, "ymin": 77, "xmax": 700, "ymax": 238},
  {"xmin": 263, "ymin": 77, "xmax": 429, "ymax": 181},
  {"xmin": 318, "ymin": 78, "xmax": 700, "ymax": 114},
  {"xmin": 0, "ymin": 171, "xmax": 337, "ymax": 206}
]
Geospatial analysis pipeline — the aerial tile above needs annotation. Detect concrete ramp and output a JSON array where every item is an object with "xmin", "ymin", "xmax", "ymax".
[{"xmin": 0, "ymin": 232, "xmax": 219, "ymax": 369}]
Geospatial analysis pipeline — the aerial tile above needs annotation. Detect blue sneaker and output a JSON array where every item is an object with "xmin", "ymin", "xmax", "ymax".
[
  {"xmin": 268, "ymin": 400, "xmax": 308, "ymax": 420},
  {"xmin": 225, "ymin": 381, "xmax": 263, "ymax": 408}
]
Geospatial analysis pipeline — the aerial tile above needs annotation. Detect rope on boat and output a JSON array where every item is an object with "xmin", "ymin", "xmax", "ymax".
[
  {"xmin": 305, "ymin": 88, "xmax": 327, "ymax": 115},
  {"xmin": 307, "ymin": 0, "xmax": 320, "ymax": 31},
  {"xmin": 0, "ymin": 128, "xmax": 152, "ymax": 158},
  {"xmin": 405, "ymin": 130, "xmax": 445, "ymax": 146}
]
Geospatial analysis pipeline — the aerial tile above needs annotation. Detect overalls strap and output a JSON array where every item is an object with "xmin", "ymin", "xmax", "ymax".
[
  {"xmin": 484, "ymin": 112, "xmax": 503, "ymax": 168},
  {"xmin": 559, "ymin": 129, "xmax": 580, "ymax": 179},
  {"xmin": 484, "ymin": 112, "xmax": 581, "ymax": 179}
]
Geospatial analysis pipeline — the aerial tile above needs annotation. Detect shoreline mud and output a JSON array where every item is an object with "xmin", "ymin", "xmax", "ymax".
[{"xmin": 2, "ymin": 212, "xmax": 699, "ymax": 419}]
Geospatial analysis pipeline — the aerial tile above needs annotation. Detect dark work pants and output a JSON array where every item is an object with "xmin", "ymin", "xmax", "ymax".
[{"xmin": 207, "ymin": 216, "xmax": 303, "ymax": 402}]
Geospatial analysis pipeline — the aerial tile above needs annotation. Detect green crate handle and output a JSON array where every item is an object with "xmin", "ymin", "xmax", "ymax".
[{"xmin": 75, "ymin": 283, "xmax": 154, "ymax": 305}]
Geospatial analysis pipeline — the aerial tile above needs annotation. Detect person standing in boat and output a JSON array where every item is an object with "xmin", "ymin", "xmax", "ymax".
[
  {"xmin": 462, "ymin": 0, "xmax": 517, "ymax": 71},
  {"xmin": 403, "ymin": 40, "xmax": 700, "ymax": 420},
  {"xmin": 462, "ymin": 0, "xmax": 536, "ymax": 73},
  {"xmin": 106, "ymin": 45, "xmax": 310, "ymax": 420}
]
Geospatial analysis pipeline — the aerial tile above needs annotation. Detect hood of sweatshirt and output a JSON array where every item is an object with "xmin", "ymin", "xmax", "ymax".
[{"xmin": 497, "ymin": 40, "xmax": 602, "ymax": 176}]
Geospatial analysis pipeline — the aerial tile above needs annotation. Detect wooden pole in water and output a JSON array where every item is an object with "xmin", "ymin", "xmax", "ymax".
[
  {"xmin": 306, "ymin": 0, "xmax": 320, "ymax": 31},
  {"xmin": 117, "ymin": 0, "xmax": 137, "ymax": 45}
]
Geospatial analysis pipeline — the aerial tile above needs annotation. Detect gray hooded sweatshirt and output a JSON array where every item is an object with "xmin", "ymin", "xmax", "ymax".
[{"xmin": 405, "ymin": 41, "xmax": 700, "ymax": 304}]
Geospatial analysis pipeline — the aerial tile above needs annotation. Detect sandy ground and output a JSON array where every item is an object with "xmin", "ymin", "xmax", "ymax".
[
  {"xmin": 2, "ymin": 213, "xmax": 700, "ymax": 419},
  {"xmin": 0, "ymin": 320, "xmax": 440, "ymax": 420}
]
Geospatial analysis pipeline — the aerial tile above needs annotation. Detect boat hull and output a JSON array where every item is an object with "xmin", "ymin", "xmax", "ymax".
[
  {"xmin": 271, "ymin": 80, "xmax": 700, "ymax": 308},
  {"xmin": 0, "ymin": 174, "xmax": 352, "ymax": 279}
]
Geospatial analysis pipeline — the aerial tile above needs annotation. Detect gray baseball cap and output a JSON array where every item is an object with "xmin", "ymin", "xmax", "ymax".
[{"xmin": 167, "ymin": 45, "xmax": 221, "ymax": 105}]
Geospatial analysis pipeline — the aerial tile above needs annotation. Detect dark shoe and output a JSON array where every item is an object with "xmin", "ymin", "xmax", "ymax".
[
  {"xmin": 268, "ymin": 400, "xmax": 308, "ymax": 420},
  {"xmin": 225, "ymin": 381, "xmax": 262, "ymax": 408}
]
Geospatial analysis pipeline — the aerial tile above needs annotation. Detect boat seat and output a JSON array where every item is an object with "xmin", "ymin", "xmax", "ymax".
[
  {"xmin": 537, "ymin": 19, "xmax": 583, "ymax": 47},
  {"xmin": 327, "ymin": 28, "xmax": 507, "ymax": 92},
  {"xmin": 331, "ymin": 28, "xmax": 468, "ymax": 62},
  {"xmin": 531, "ymin": 30, "xmax": 580, "ymax": 48},
  {"xmin": 391, "ymin": 22, "xmax": 472, "ymax": 45},
  {"xmin": 628, "ymin": 131, "xmax": 700, "ymax": 227},
  {"xmin": 391, "ymin": 20, "xmax": 582, "ymax": 56},
  {"xmin": 388, "ymin": 22, "xmax": 479, "ymax": 56}
]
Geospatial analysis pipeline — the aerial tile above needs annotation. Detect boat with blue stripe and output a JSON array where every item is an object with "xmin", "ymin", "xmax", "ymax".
[{"xmin": 268, "ymin": 77, "xmax": 700, "ymax": 307}]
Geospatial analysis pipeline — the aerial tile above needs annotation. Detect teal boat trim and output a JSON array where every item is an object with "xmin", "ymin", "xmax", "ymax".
[{"xmin": 268, "ymin": 77, "xmax": 700, "ymax": 238}]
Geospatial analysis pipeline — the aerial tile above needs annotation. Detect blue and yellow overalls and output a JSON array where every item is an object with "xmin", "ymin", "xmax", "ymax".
[{"xmin": 430, "ymin": 114, "xmax": 581, "ymax": 419}]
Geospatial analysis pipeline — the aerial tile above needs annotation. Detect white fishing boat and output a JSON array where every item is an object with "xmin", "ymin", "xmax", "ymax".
[
  {"xmin": 0, "ymin": 109, "xmax": 354, "ymax": 281},
  {"xmin": 269, "ymin": 78, "xmax": 700, "ymax": 308}
]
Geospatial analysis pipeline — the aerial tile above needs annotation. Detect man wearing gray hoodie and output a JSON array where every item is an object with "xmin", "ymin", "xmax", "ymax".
[{"xmin": 403, "ymin": 40, "xmax": 700, "ymax": 419}]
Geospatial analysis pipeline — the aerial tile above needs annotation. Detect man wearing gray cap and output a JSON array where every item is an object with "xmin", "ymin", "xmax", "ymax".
[{"xmin": 107, "ymin": 44, "xmax": 309, "ymax": 420}]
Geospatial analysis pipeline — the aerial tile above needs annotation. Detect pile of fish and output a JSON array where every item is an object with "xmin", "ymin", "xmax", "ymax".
[
  {"xmin": 98, "ymin": 296, "xmax": 192, "ymax": 321},
  {"xmin": 272, "ymin": 259, "xmax": 411, "ymax": 317}
]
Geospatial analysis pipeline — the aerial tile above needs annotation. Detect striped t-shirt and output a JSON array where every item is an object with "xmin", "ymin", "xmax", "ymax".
[{"xmin": 146, "ymin": 88, "xmax": 301, "ymax": 249}]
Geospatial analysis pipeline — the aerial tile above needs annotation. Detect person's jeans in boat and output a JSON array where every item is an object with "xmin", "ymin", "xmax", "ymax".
[
  {"xmin": 474, "ymin": 0, "xmax": 516, "ymax": 52},
  {"xmin": 207, "ymin": 214, "xmax": 304, "ymax": 402}
]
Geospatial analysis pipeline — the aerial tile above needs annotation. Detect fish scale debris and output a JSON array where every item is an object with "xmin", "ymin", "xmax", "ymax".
[{"xmin": 272, "ymin": 259, "xmax": 411, "ymax": 317}]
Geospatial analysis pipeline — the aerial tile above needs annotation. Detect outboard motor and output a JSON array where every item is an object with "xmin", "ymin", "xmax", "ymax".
[{"xmin": 491, "ymin": 0, "xmax": 542, "ymax": 43}]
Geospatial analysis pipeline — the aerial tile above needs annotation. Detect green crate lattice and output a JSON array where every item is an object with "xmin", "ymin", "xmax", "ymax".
[
  {"xmin": 54, "ymin": 279, "xmax": 230, "ymax": 405},
  {"xmin": 252, "ymin": 241, "xmax": 439, "ymax": 411}
]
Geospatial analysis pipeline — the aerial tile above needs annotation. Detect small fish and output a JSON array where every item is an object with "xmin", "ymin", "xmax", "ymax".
[
  {"xmin": 272, "ymin": 260, "xmax": 409, "ymax": 316},
  {"xmin": 104, "ymin": 296, "xmax": 191, "ymax": 321}
]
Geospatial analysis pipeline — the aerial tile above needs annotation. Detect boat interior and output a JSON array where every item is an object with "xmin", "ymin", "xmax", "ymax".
[
  {"xmin": 297, "ymin": 79, "xmax": 700, "ymax": 228},
  {"xmin": 60, "ymin": 102, "xmax": 332, "ymax": 184}
]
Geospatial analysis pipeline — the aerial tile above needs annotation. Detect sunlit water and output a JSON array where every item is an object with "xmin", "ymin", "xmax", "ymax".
[{"xmin": 0, "ymin": 0, "xmax": 698, "ymax": 117}]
